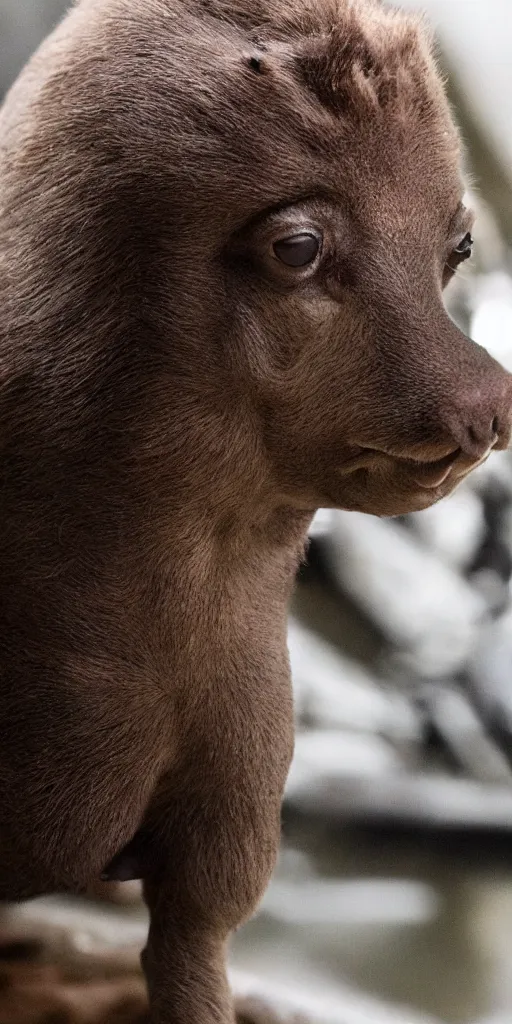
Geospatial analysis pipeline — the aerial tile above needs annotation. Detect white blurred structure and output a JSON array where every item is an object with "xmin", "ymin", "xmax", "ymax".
[{"xmin": 400, "ymin": 0, "xmax": 512, "ymax": 179}]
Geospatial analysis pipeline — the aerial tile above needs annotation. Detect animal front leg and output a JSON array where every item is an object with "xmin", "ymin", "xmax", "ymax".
[
  {"xmin": 141, "ymin": 744, "xmax": 290, "ymax": 1024},
  {"xmin": 142, "ymin": 792, "xmax": 281, "ymax": 1024},
  {"xmin": 143, "ymin": 911, "xmax": 233, "ymax": 1024}
]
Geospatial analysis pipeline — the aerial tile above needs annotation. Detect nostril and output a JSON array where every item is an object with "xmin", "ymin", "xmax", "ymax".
[
  {"xmin": 446, "ymin": 396, "xmax": 510, "ymax": 459},
  {"xmin": 465, "ymin": 416, "xmax": 500, "ymax": 453}
]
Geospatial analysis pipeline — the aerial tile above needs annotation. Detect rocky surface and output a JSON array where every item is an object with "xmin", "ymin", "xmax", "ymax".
[{"xmin": 0, "ymin": 898, "xmax": 445, "ymax": 1024}]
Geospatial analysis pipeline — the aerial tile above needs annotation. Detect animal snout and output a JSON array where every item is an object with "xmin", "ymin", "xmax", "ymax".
[{"xmin": 441, "ymin": 371, "xmax": 512, "ymax": 464}]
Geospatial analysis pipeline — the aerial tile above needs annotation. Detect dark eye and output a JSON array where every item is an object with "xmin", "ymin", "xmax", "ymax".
[
  {"xmin": 452, "ymin": 231, "xmax": 474, "ymax": 265},
  {"xmin": 273, "ymin": 232, "xmax": 320, "ymax": 267}
]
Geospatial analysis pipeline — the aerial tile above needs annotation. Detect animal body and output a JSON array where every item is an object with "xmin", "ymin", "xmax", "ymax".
[{"xmin": 0, "ymin": 0, "xmax": 510, "ymax": 1020}]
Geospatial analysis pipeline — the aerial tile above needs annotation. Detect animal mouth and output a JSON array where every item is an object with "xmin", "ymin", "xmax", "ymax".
[
  {"xmin": 400, "ymin": 449, "xmax": 461, "ymax": 489},
  {"xmin": 339, "ymin": 445, "xmax": 461, "ymax": 486},
  {"xmin": 339, "ymin": 443, "xmax": 492, "ymax": 492}
]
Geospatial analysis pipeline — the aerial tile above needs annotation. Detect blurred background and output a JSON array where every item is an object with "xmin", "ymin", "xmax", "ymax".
[{"xmin": 1, "ymin": 2, "xmax": 512, "ymax": 1023}]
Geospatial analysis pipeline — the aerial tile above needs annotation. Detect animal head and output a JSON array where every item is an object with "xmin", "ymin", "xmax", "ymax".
[{"xmin": 2, "ymin": 0, "xmax": 511, "ymax": 524}]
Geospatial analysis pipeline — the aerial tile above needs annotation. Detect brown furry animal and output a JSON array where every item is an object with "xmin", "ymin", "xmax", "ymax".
[{"xmin": 0, "ymin": 0, "xmax": 510, "ymax": 1020}]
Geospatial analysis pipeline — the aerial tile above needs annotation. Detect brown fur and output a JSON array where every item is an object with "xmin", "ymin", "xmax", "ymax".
[{"xmin": 0, "ymin": 0, "xmax": 511, "ymax": 1020}]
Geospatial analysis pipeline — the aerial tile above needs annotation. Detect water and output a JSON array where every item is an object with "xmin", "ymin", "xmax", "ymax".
[{"xmin": 233, "ymin": 827, "xmax": 512, "ymax": 1024}]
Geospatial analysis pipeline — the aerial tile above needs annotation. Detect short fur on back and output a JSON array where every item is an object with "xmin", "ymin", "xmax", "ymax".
[{"xmin": 1, "ymin": 1, "xmax": 511, "ymax": 1021}]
